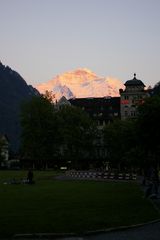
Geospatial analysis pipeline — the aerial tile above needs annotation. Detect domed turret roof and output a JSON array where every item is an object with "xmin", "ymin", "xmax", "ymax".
[{"xmin": 124, "ymin": 74, "xmax": 145, "ymax": 87}]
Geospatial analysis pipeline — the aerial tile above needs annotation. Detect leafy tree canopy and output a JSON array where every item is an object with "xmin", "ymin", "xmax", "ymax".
[
  {"xmin": 56, "ymin": 105, "xmax": 97, "ymax": 168},
  {"xmin": 104, "ymin": 119, "xmax": 138, "ymax": 169},
  {"xmin": 21, "ymin": 95, "xmax": 57, "ymax": 168},
  {"xmin": 137, "ymin": 95, "xmax": 160, "ymax": 166}
]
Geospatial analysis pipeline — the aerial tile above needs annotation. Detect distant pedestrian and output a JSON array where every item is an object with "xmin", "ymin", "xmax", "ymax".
[
  {"xmin": 145, "ymin": 167, "xmax": 159, "ymax": 198},
  {"xmin": 145, "ymin": 180, "xmax": 153, "ymax": 198},
  {"xmin": 27, "ymin": 169, "xmax": 34, "ymax": 184},
  {"xmin": 151, "ymin": 168, "xmax": 159, "ymax": 196}
]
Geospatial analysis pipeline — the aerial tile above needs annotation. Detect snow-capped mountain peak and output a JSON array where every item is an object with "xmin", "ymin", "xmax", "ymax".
[{"xmin": 35, "ymin": 68, "xmax": 124, "ymax": 100}]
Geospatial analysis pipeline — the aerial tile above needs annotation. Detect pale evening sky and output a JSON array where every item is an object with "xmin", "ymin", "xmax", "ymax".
[{"xmin": 0, "ymin": 0, "xmax": 160, "ymax": 87}]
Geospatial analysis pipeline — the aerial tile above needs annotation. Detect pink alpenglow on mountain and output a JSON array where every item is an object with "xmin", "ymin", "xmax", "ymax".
[{"xmin": 35, "ymin": 68, "xmax": 124, "ymax": 100}]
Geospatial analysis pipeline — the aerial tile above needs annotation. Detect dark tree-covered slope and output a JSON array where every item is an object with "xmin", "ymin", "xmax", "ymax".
[{"xmin": 0, "ymin": 62, "xmax": 39, "ymax": 152}]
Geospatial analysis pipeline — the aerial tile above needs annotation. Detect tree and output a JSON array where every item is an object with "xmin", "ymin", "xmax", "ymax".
[
  {"xmin": 152, "ymin": 81, "xmax": 160, "ymax": 96},
  {"xmin": 20, "ymin": 95, "xmax": 57, "ymax": 169},
  {"xmin": 43, "ymin": 90, "xmax": 55, "ymax": 103},
  {"xmin": 56, "ymin": 105, "xmax": 96, "ymax": 169},
  {"xmin": 0, "ymin": 138, "xmax": 5, "ymax": 166},
  {"xmin": 104, "ymin": 119, "xmax": 138, "ymax": 170},
  {"xmin": 137, "ymin": 95, "xmax": 160, "ymax": 168},
  {"xmin": 0, "ymin": 135, "xmax": 9, "ymax": 168}
]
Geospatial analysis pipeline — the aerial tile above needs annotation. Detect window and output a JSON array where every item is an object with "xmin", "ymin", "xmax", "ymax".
[
  {"xmin": 124, "ymin": 95, "xmax": 129, "ymax": 100},
  {"xmin": 124, "ymin": 111, "xmax": 128, "ymax": 116},
  {"xmin": 131, "ymin": 111, "xmax": 136, "ymax": 117}
]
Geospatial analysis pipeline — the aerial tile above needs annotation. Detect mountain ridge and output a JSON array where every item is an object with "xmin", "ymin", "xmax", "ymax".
[
  {"xmin": 0, "ymin": 62, "xmax": 39, "ymax": 151},
  {"xmin": 35, "ymin": 68, "xmax": 124, "ymax": 100}
]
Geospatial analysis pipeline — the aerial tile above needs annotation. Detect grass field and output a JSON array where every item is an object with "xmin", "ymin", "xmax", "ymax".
[{"xmin": 0, "ymin": 170, "xmax": 159, "ymax": 238}]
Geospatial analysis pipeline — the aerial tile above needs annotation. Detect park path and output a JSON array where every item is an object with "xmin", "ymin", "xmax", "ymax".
[
  {"xmin": 13, "ymin": 222, "xmax": 160, "ymax": 240},
  {"xmin": 55, "ymin": 221, "xmax": 160, "ymax": 240},
  {"xmin": 83, "ymin": 221, "xmax": 160, "ymax": 240}
]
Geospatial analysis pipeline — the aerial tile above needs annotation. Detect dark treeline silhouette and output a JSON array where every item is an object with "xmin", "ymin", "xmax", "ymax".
[
  {"xmin": 0, "ymin": 62, "xmax": 39, "ymax": 152},
  {"xmin": 20, "ymin": 95, "xmax": 97, "ymax": 170},
  {"xmin": 20, "ymin": 83, "xmax": 160, "ymax": 172}
]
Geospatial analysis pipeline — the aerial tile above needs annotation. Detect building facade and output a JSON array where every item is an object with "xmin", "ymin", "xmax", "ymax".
[
  {"xmin": 120, "ymin": 74, "xmax": 149, "ymax": 120},
  {"xmin": 69, "ymin": 97, "xmax": 120, "ymax": 128}
]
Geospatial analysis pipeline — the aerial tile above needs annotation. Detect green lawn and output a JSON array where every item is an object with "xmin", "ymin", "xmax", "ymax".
[{"xmin": 0, "ymin": 170, "xmax": 159, "ymax": 238}]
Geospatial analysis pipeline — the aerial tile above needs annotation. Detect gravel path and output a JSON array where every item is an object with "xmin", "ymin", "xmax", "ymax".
[
  {"xmin": 83, "ymin": 221, "xmax": 160, "ymax": 240},
  {"xmin": 53, "ymin": 221, "xmax": 160, "ymax": 240},
  {"xmin": 13, "ymin": 222, "xmax": 160, "ymax": 240}
]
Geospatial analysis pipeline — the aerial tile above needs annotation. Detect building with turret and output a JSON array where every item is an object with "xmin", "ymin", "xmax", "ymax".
[{"xmin": 119, "ymin": 74, "xmax": 149, "ymax": 120}]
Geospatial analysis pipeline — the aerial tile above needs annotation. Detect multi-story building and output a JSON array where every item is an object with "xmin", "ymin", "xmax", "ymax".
[
  {"xmin": 68, "ymin": 97, "xmax": 120, "ymax": 162},
  {"xmin": 119, "ymin": 74, "xmax": 149, "ymax": 120},
  {"xmin": 69, "ymin": 97, "xmax": 120, "ymax": 128},
  {"xmin": 57, "ymin": 74, "xmax": 149, "ymax": 122}
]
